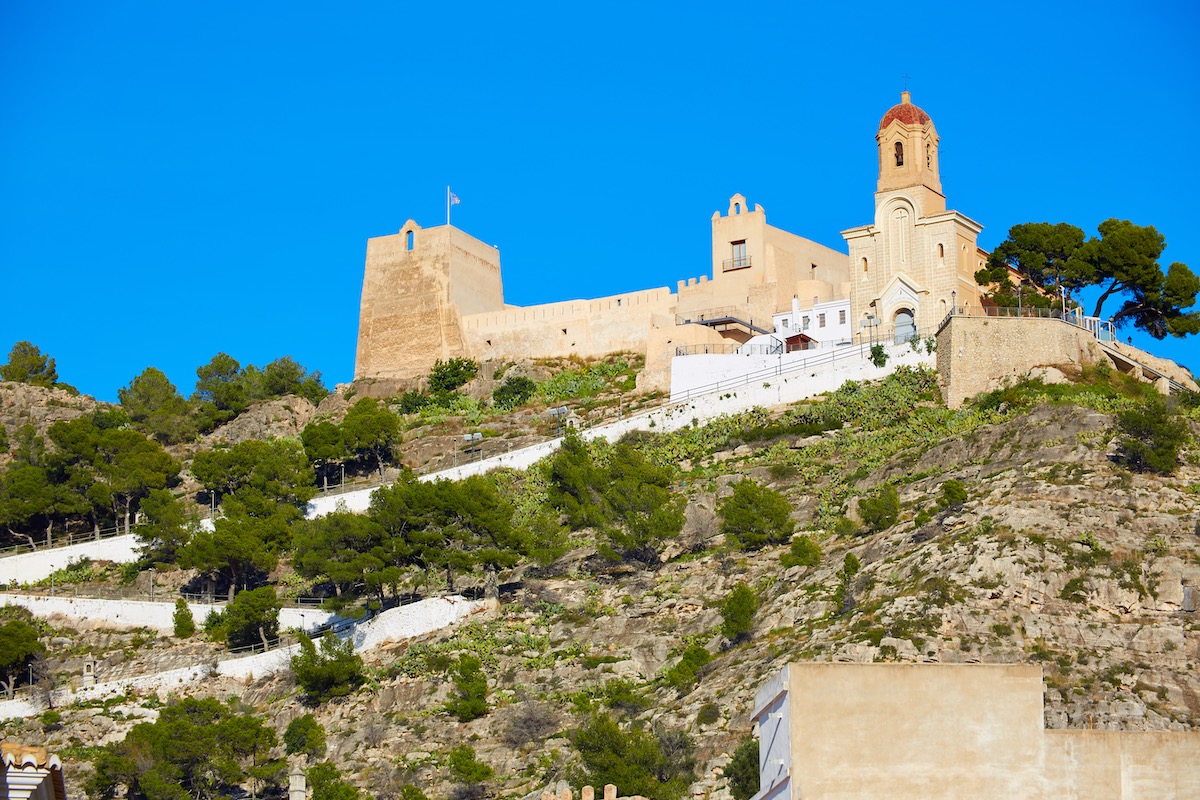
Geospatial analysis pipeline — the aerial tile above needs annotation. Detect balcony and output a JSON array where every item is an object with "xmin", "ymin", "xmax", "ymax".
[{"xmin": 722, "ymin": 255, "xmax": 752, "ymax": 272}]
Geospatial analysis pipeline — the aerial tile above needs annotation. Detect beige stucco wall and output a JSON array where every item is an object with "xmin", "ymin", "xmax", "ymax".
[
  {"xmin": 785, "ymin": 664, "xmax": 1045, "ymax": 799},
  {"xmin": 460, "ymin": 288, "xmax": 675, "ymax": 364},
  {"xmin": 768, "ymin": 663, "xmax": 1200, "ymax": 799},
  {"xmin": 355, "ymin": 222, "xmax": 494, "ymax": 381},
  {"xmin": 935, "ymin": 315, "xmax": 1108, "ymax": 408}
]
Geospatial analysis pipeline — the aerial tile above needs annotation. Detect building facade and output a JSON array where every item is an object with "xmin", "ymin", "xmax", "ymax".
[{"xmin": 354, "ymin": 93, "xmax": 982, "ymax": 390}]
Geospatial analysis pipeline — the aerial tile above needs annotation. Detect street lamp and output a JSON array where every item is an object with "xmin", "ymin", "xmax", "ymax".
[
  {"xmin": 951, "ymin": 290, "xmax": 957, "ymax": 316},
  {"xmin": 49, "ymin": 564, "xmax": 55, "ymax": 597}
]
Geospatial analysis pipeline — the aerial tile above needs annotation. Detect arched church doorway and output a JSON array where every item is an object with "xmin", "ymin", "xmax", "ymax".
[{"xmin": 894, "ymin": 309, "xmax": 916, "ymax": 343}]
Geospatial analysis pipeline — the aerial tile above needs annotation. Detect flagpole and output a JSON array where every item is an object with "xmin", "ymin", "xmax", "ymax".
[{"xmin": 446, "ymin": 186, "xmax": 451, "ymax": 226}]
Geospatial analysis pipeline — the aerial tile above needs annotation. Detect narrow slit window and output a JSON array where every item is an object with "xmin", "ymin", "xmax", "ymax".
[{"xmin": 406, "ymin": 230, "xmax": 414, "ymax": 251}]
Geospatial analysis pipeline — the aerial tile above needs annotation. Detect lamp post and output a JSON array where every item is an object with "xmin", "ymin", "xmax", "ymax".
[
  {"xmin": 951, "ymin": 290, "xmax": 957, "ymax": 316},
  {"xmin": 49, "ymin": 564, "xmax": 55, "ymax": 596},
  {"xmin": 149, "ymin": 565, "xmax": 155, "ymax": 601}
]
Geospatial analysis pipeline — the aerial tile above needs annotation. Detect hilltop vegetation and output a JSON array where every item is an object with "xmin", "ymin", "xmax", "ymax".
[{"xmin": 1, "ymin": 338, "xmax": 1198, "ymax": 800}]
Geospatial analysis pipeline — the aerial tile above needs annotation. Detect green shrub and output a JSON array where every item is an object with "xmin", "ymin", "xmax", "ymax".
[
  {"xmin": 172, "ymin": 598, "xmax": 195, "ymax": 639},
  {"xmin": 938, "ymin": 479, "xmax": 967, "ymax": 508},
  {"xmin": 308, "ymin": 761, "xmax": 362, "ymax": 800},
  {"xmin": 291, "ymin": 632, "xmax": 365, "ymax": 703},
  {"xmin": 428, "ymin": 358, "xmax": 478, "ymax": 393},
  {"xmin": 718, "ymin": 480, "xmax": 795, "ymax": 551},
  {"xmin": 858, "ymin": 485, "xmax": 899, "ymax": 532},
  {"xmin": 834, "ymin": 553, "xmax": 861, "ymax": 614},
  {"xmin": 447, "ymin": 744, "xmax": 494, "ymax": 785},
  {"xmin": 492, "ymin": 376, "xmax": 536, "ymax": 410},
  {"xmin": 869, "ymin": 344, "xmax": 888, "ymax": 368},
  {"xmin": 446, "ymin": 654, "xmax": 489, "ymax": 722},
  {"xmin": 696, "ymin": 703, "xmax": 720, "ymax": 726},
  {"xmin": 663, "ymin": 645, "xmax": 712, "ymax": 693},
  {"xmin": 726, "ymin": 737, "xmax": 760, "ymax": 800},
  {"xmin": 720, "ymin": 583, "xmax": 759, "ymax": 644},
  {"xmin": 780, "ymin": 534, "xmax": 821, "ymax": 568},
  {"xmin": 1059, "ymin": 577, "xmax": 1089, "ymax": 604},
  {"xmin": 1115, "ymin": 399, "xmax": 1188, "ymax": 475},
  {"xmin": 570, "ymin": 713, "xmax": 695, "ymax": 800},
  {"xmin": 284, "ymin": 713, "xmax": 327, "ymax": 758}
]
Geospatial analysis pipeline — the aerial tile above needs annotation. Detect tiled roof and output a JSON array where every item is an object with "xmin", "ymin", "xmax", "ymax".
[{"xmin": 879, "ymin": 101, "xmax": 931, "ymax": 130}]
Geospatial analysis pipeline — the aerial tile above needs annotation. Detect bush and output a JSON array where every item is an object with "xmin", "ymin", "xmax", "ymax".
[
  {"xmin": 696, "ymin": 703, "xmax": 720, "ymax": 726},
  {"xmin": 663, "ymin": 645, "xmax": 712, "ymax": 694},
  {"xmin": 834, "ymin": 553, "xmax": 861, "ymax": 614},
  {"xmin": 223, "ymin": 587, "xmax": 281, "ymax": 649},
  {"xmin": 726, "ymin": 737, "xmax": 760, "ymax": 800},
  {"xmin": 492, "ymin": 376, "xmax": 536, "ymax": 410},
  {"xmin": 570, "ymin": 713, "xmax": 695, "ymax": 800},
  {"xmin": 720, "ymin": 583, "xmax": 759, "ymax": 644},
  {"xmin": 291, "ymin": 632, "xmax": 365, "ymax": 703},
  {"xmin": 428, "ymin": 358, "xmax": 478, "ymax": 393},
  {"xmin": 1115, "ymin": 399, "xmax": 1188, "ymax": 475},
  {"xmin": 446, "ymin": 655, "xmax": 489, "ymax": 722},
  {"xmin": 448, "ymin": 744, "xmax": 493, "ymax": 785},
  {"xmin": 503, "ymin": 701, "xmax": 558, "ymax": 747},
  {"xmin": 858, "ymin": 485, "xmax": 899, "ymax": 532},
  {"xmin": 938, "ymin": 479, "xmax": 967, "ymax": 509},
  {"xmin": 780, "ymin": 534, "xmax": 821, "ymax": 568},
  {"xmin": 172, "ymin": 598, "xmax": 195, "ymax": 638},
  {"xmin": 308, "ymin": 761, "xmax": 362, "ymax": 800},
  {"xmin": 869, "ymin": 344, "xmax": 888, "ymax": 368},
  {"xmin": 718, "ymin": 480, "xmax": 795, "ymax": 551},
  {"xmin": 284, "ymin": 713, "xmax": 327, "ymax": 758}
]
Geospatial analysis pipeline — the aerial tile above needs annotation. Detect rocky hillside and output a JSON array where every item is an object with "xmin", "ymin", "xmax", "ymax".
[{"xmin": 3, "ymin": 367, "xmax": 1198, "ymax": 800}]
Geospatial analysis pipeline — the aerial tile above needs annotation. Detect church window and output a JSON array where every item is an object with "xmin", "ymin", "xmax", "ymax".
[
  {"xmin": 937, "ymin": 243, "xmax": 944, "ymax": 261},
  {"xmin": 894, "ymin": 142, "xmax": 904, "ymax": 166},
  {"xmin": 839, "ymin": 309, "xmax": 847, "ymax": 324},
  {"xmin": 926, "ymin": 143, "xmax": 931, "ymax": 168},
  {"xmin": 406, "ymin": 230, "xmax": 414, "ymax": 251},
  {"xmin": 862, "ymin": 257, "xmax": 868, "ymax": 273}
]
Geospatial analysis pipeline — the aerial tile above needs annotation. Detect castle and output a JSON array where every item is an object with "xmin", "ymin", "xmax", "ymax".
[{"xmin": 354, "ymin": 92, "xmax": 988, "ymax": 390}]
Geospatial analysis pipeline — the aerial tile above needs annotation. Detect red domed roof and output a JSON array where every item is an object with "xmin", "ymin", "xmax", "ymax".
[{"xmin": 879, "ymin": 92, "xmax": 931, "ymax": 131}]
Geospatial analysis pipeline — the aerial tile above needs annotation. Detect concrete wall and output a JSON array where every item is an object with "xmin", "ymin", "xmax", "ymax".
[
  {"xmin": 760, "ymin": 663, "xmax": 1200, "ymax": 799},
  {"xmin": 0, "ymin": 593, "xmax": 337, "ymax": 634},
  {"xmin": 936, "ymin": 315, "xmax": 1107, "ymax": 408},
  {"xmin": 0, "ymin": 596, "xmax": 484, "ymax": 719},
  {"xmin": 0, "ymin": 535, "xmax": 142, "ymax": 585}
]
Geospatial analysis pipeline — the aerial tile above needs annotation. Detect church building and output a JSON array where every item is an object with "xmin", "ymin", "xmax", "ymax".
[{"xmin": 354, "ymin": 93, "xmax": 986, "ymax": 391}]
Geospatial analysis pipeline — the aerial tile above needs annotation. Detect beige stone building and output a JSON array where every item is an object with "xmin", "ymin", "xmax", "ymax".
[
  {"xmin": 354, "ymin": 93, "xmax": 984, "ymax": 389},
  {"xmin": 751, "ymin": 663, "xmax": 1200, "ymax": 799}
]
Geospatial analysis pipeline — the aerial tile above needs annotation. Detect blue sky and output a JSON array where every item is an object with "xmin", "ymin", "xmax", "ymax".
[{"xmin": 2, "ymin": 1, "xmax": 1197, "ymax": 402}]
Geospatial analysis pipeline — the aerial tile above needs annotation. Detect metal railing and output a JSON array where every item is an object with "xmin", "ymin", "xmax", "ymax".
[
  {"xmin": 937, "ymin": 305, "xmax": 1115, "ymax": 341},
  {"xmin": 721, "ymin": 256, "xmax": 752, "ymax": 271},
  {"xmin": 0, "ymin": 523, "xmax": 141, "ymax": 558},
  {"xmin": 669, "ymin": 333, "xmax": 932, "ymax": 403}
]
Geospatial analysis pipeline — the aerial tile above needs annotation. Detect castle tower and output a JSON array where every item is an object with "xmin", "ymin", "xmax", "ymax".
[{"xmin": 842, "ymin": 92, "xmax": 983, "ymax": 343}]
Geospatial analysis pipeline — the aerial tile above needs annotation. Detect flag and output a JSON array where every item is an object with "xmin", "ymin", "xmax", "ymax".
[{"xmin": 449, "ymin": 191, "xmax": 460, "ymax": 205}]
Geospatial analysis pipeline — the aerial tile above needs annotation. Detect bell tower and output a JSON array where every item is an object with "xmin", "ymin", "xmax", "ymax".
[
  {"xmin": 843, "ymin": 91, "xmax": 984, "ymax": 342},
  {"xmin": 876, "ymin": 91, "xmax": 944, "ymax": 215}
]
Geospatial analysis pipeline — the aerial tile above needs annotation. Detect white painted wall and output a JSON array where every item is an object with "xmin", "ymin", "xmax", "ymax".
[
  {"xmin": 0, "ymin": 595, "xmax": 484, "ymax": 719},
  {"xmin": 0, "ymin": 593, "xmax": 337, "ymax": 634},
  {"xmin": 0, "ymin": 536, "xmax": 142, "ymax": 585}
]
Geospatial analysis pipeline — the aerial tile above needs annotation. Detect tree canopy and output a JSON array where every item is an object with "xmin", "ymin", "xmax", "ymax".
[
  {"xmin": 87, "ymin": 697, "xmax": 281, "ymax": 800},
  {"xmin": 0, "ymin": 341, "xmax": 59, "ymax": 387},
  {"xmin": 979, "ymin": 219, "xmax": 1199, "ymax": 339}
]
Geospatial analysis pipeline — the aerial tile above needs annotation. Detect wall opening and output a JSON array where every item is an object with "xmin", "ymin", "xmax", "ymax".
[
  {"xmin": 734, "ymin": 203, "xmax": 741, "ymax": 214},
  {"xmin": 894, "ymin": 141, "xmax": 904, "ymax": 166},
  {"xmin": 862, "ymin": 257, "xmax": 868, "ymax": 273},
  {"xmin": 406, "ymin": 230, "xmax": 414, "ymax": 251}
]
